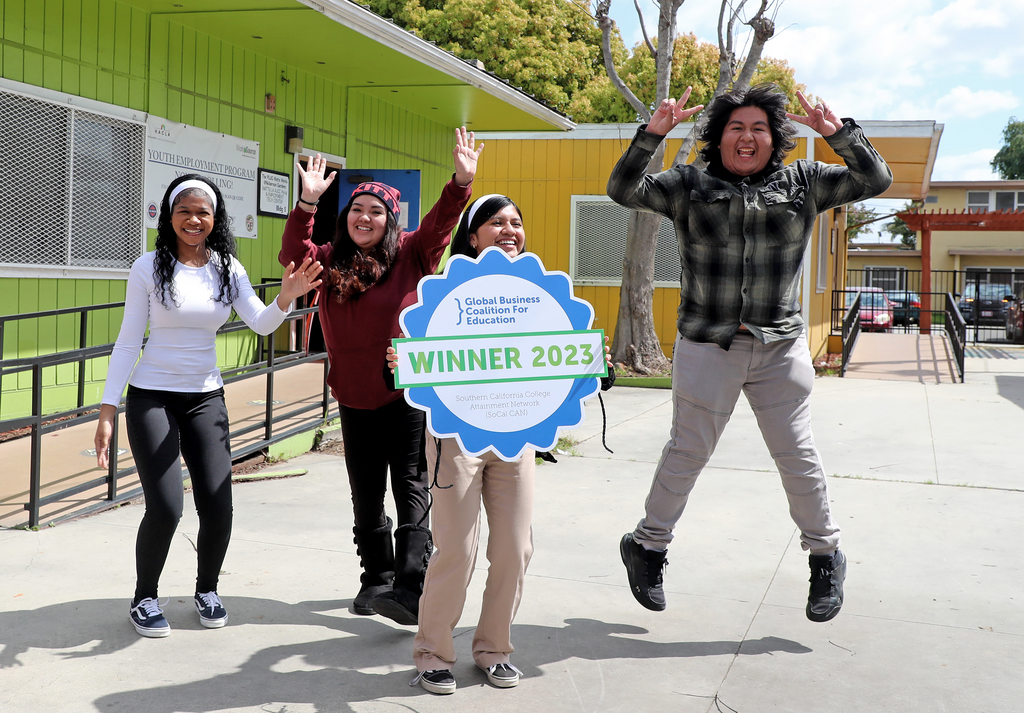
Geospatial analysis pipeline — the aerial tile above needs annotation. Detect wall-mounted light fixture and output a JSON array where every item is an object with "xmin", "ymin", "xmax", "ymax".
[{"xmin": 285, "ymin": 125, "xmax": 303, "ymax": 154}]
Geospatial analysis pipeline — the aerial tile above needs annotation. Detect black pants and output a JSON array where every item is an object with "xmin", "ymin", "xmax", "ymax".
[
  {"xmin": 339, "ymin": 397, "xmax": 429, "ymax": 532},
  {"xmin": 125, "ymin": 386, "xmax": 233, "ymax": 601}
]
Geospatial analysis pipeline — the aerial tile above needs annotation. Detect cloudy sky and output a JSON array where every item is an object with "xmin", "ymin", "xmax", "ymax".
[{"xmin": 607, "ymin": 0, "xmax": 1022, "ymax": 237}]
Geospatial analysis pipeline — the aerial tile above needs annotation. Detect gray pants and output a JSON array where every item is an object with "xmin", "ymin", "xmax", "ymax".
[{"xmin": 634, "ymin": 332, "xmax": 840, "ymax": 555}]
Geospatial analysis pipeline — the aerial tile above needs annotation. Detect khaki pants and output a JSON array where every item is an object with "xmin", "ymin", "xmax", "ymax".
[
  {"xmin": 413, "ymin": 438, "xmax": 535, "ymax": 671},
  {"xmin": 634, "ymin": 332, "xmax": 841, "ymax": 555}
]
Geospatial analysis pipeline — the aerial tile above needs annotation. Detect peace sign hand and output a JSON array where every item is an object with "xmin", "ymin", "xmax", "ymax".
[
  {"xmin": 646, "ymin": 86, "xmax": 705, "ymax": 137},
  {"xmin": 787, "ymin": 91, "xmax": 842, "ymax": 138},
  {"xmin": 453, "ymin": 127, "xmax": 484, "ymax": 187},
  {"xmin": 296, "ymin": 154, "xmax": 337, "ymax": 206}
]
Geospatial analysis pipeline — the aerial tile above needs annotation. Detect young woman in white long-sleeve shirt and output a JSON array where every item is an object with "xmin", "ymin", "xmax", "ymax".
[{"xmin": 94, "ymin": 173, "xmax": 322, "ymax": 638}]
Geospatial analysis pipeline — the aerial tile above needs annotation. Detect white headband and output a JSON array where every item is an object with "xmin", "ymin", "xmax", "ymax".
[
  {"xmin": 465, "ymin": 194, "xmax": 506, "ymax": 230},
  {"xmin": 168, "ymin": 179, "xmax": 218, "ymax": 210}
]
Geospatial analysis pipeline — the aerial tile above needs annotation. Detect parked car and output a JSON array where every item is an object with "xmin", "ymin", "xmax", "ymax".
[
  {"xmin": 1006, "ymin": 288, "xmax": 1024, "ymax": 343},
  {"xmin": 845, "ymin": 288, "xmax": 894, "ymax": 332},
  {"xmin": 958, "ymin": 283, "xmax": 1013, "ymax": 326},
  {"xmin": 885, "ymin": 290, "xmax": 921, "ymax": 326}
]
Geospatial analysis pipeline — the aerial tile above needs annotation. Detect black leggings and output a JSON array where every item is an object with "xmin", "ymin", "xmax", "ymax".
[
  {"xmin": 339, "ymin": 397, "xmax": 429, "ymax": 532},
  {"xmin": 125, "ymin": 386, "xmax": 233, "ymax": 601}
]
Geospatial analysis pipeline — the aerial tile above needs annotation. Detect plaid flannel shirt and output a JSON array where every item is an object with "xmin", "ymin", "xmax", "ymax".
[{"xmin": 607, "ymin": 120, "xmax": 893, "ymax": 349}]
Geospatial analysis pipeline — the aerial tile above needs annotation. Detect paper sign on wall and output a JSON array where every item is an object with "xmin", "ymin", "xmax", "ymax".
[{"xmin": 145, "ymin": 117, "xmax": 260, "ymax": 239}]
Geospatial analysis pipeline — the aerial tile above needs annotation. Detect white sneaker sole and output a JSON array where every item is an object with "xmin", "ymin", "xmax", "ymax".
[
  {"xmin": 198, "ymin": 614, "xmax": 228, "ymax": 629},
  {"xmin": 130, "ymin": 618, "xmax": 170, "ymax": 638}
]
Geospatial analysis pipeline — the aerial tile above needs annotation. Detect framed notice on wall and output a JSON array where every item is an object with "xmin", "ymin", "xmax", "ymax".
[{"xmin": 258, "ymin": 168, "xmax": 290, "ymax": 218}]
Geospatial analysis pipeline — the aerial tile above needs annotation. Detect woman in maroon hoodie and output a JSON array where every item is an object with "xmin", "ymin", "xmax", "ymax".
[{"xmin": 279, "ymin": 128, "xmax": 482, "ymax": 624}]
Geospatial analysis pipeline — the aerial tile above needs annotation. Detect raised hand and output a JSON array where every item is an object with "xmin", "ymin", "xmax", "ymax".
[
  {"xmin": 277, "ymin": 257, "xmax": 324, "ymax": 309},
  {"xmin": 787, "ymin": 90, "xmax": 842, "ymax": 138},
  {"xmin": 453, "ymin": 127, "xmax": 484, "ymax": 187},
  {"xmin": 296, "ymin": 154, "xmax": 337, "ymax": 206},
  {"xmin": 646, "ymin": 86, "xmax": 705, "ymax": 137}
]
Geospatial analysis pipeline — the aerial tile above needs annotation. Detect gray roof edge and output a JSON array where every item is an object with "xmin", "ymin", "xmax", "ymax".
[{"xmin": 302, "ymin": 0, "xmax": 574, "ymax": 131}]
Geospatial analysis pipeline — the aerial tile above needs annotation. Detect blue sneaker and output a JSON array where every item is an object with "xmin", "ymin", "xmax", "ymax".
[
  {"xmin": 129, "ymin": 597, "xmax": 170, "ymax": 638},
  {"xmin": 194, "ymin": 591, "xmax": 228, "ymax": 628}
]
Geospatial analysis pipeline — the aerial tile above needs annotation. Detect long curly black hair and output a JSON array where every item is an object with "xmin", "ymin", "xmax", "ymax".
[
  {"xmin": 450, "ymin": 195, "xmax": 523, "ymax": 258},
  {"xmin": 153, "ymin": 173, "xmax": 237, "ymax": 309},
  {"xmin": 697, "ymin": 83, "xmax": 798, "ymax": 177},
  {"xmin": 323, "ymin": 194, "xmax": 402, "ymax": 302}
]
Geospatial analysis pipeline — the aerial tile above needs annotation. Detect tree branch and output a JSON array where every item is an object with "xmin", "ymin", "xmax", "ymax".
[
  {"xmin": 634, "ymin": 0, "xmax": 657, "ymax": 60},
  {"xmin": 596, "ymin": 0, "xmax": 651, "ymax": 121},
  {"xmin": 733, "ymin": 0, "xmax": 775, "ymax": 92}
]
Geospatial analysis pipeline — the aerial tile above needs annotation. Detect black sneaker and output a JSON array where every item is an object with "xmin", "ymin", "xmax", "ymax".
[
  {"xmin": 129, "ymin": 597, "xmax": 170, "ymax": 638},
  {"xmin": 483, "ymin": 662, "xmax": 521, "ymax": 688},
  {"xmin": 194, "ymin": 591, "xmax": 228, "ymax": 628},
  {"xmin": 619, "ymin": 533, "xmax": 667, "ymax": 611},
  {"xmin": 412, "ymin": 669, "xmax": 456, "ymax": 695},
  {"xmin": 806, "ymin": 549, "xmax": 847, "ymax": 622}
]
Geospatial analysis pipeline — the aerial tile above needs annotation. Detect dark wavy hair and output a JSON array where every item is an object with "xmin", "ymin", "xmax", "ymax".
[
  {"xmin": 324, "ymin": 194, "xmax": 402, "ymax": 302},
  {"xmin": 450, "ymin": 195, "xmax": 523, "ymax": 258},
  {"xmin": 697, "ymin": 83, "xmax": 798, "ymax": 176},
  {"xmin": 154, "ymin": 173, "xmax": 237, "ymax": 309}
]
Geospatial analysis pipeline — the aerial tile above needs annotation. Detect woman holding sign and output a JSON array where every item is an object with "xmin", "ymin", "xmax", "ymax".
[
  {"xmin": 390, "ymin": 194, "xmax": 532, "ymax": 694},
  {"xmin": 279, "ymin": 129, "xmax": 482, "ymax": 625}
]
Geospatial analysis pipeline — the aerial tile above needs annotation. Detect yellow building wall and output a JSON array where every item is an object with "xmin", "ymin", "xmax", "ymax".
[{"xmin": 473, "ymin": 133, "xmax": 836, "ymax": 359}]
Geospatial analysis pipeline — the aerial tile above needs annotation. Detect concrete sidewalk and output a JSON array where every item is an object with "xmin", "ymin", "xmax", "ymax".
[{"xmin": 1, "ymin": 352, "xmax": 1023, "ymax": 712}]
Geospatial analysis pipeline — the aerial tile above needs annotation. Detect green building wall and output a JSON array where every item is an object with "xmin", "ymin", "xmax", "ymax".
[{"xmin": 0, "ymin": 0, "xmax": 457, "ymax": 419}]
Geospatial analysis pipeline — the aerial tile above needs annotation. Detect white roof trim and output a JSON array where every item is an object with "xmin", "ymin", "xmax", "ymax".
[
  {"xmin": 300, "ymin": 0, "xmax": 574, "ymax": 131},
  {"xmin": 477, "ymin": 119, "xmax": 944, "ymax": 141}
]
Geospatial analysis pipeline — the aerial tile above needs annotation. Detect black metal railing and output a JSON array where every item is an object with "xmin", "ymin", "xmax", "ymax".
[
  {"xmin": 0, "ymin": 284, "xmax": 334, "ymax": 528},
  {"xmin": 839, "ymin": 292, "xmax": 860, "ymax": 377},
  {"xmin": 944, "ymin": 293, "xmax": 966, "ymax": 382}
]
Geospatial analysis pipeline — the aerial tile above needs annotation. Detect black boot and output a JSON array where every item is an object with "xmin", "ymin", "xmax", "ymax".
[
  {"xmin": 351, "ymin": 517, "xmax": 395, "ymax": 615},
  {"xmin": 371, "ymin": 524, "xmax": 432, "ymax": 625}
]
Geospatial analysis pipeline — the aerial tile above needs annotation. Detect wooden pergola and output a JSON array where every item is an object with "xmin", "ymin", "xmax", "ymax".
[{"xmin": 896, "ymin": 209, "xmax": 1024, "ymax": 332}]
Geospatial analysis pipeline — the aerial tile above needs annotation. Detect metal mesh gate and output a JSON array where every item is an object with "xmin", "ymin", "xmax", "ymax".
[
  {"xmin": 573, "ymin": 197, "xmax": 680, "ymax": 283},
  {"xmin": 0, "ymin": 88, "xmax": 146, "ymax": 271}
]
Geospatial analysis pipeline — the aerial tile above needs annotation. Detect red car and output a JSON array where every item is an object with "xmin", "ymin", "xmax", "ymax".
[{"xmin": 845, "ymin": 288, "xmax": 894, "ymax": 332}]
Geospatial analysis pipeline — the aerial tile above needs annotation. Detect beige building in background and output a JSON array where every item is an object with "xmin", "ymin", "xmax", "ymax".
[{"xmin": 848, "ymin": 180, "xmax": 1024, "ymax": 294}]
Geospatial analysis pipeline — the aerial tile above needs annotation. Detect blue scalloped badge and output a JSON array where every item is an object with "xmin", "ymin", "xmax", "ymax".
[{"xmin": 396, "ymin": 247, "xmax": 606, "ymax": 461}]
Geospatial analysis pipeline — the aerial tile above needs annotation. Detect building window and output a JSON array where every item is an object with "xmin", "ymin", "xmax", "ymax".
[
  {"xmin": 816, "ymin": 214, "xmax": 828, "ymax": 293},
  {"xmin": 0, "ymin": 86, "xmax": 146, "ymax": 273},
  {"xmin": 570, "ymin": 196, "xmax": 680, "ymax": 285},
  {"xmin": 965, "ymin": 190, "xmax": 1024, "ymax": 213},
  {"xmin": 863, "ymin": 266, "xmax": 906, "ymax": 291}
]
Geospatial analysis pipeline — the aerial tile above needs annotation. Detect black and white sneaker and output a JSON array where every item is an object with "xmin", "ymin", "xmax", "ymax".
[
  {"xmin": 411, "ymin": 669, "xmax": 456, "ymax": 695},
  {"xmin": 483, "ymin": 662, "xmax": 522, "ymax": 688},
  {"xmin": 620, "ymin": 533, "xmax": 668, "ymax": 611},
  {"xmin": 129, "ymin": 597, "xmax": 170, "ymax": 638},
  {"xmin": 194, "ymin": 591, "xmax": 228, "ymax": 628},
  {"xmin": 806, "ymin": 549, "xmax": 847, "ymax": 622}
]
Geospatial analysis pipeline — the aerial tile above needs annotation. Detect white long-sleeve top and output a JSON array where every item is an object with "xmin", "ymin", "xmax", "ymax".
[{"xmin": 101, "ymin": 251, "xmax": 289, "ymax": 406}]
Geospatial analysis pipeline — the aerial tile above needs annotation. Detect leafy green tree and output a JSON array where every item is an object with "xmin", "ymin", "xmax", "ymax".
[
  {"xmin": 991, "ymin": 117, "xmax": 1024, "ymax": 180},
  {"xmin": 365, "ymin": 0, "xmax": 606, "ymax": 115},
  {"xmin": 885, "ymin": 202, "xmax": 917, "ymax": 248},
  {"xmin": 846, "ymin": 203, "xmax": 878, "ymax": 244}
]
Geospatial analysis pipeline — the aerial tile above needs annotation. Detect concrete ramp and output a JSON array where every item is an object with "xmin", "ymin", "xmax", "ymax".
[{"xmin": 844, "ymin": 332, "xmax": 959, "ymax": 383}]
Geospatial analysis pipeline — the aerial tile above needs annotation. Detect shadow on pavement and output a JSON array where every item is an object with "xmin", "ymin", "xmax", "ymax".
[{"xmin": 0, "ymin": 597, "xmax": 813, "ymax": 712}]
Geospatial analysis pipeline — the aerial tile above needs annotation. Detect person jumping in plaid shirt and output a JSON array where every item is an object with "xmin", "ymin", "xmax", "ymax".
[{"xmin": 607, "ymin": 83, "xmax": 892, "ymax": 622}]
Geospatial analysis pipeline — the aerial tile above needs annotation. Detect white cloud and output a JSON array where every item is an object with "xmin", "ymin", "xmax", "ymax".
[
  {"xmin": 932, "ymin": 149, "xmax": 999, "ymax": 181},
  {"xmin": 932, "ymin": 87, "xmax": 1019, "ymax": 120}
]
